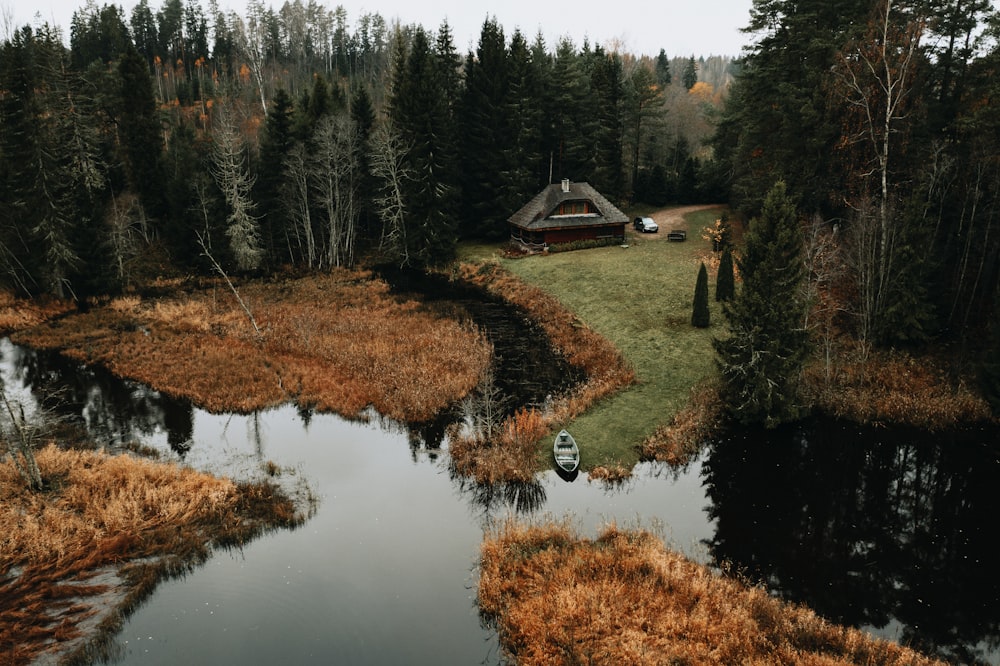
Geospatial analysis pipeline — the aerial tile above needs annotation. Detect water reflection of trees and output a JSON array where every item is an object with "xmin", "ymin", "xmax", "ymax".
[
  {"xmin": 3, "ymin": 340, "xmax": 196, "ymax": 458},
  {"xmin": 451, "ymin": 470, "xmax": 548, "ymax": 516},
  {"xmin": 702, "ymin": 417, "xmax": 1000, "ymax": 665}
]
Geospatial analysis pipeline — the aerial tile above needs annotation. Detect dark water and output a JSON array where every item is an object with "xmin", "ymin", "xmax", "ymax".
[
  {"xmin": 3, "ymin": 334, "xmax": 999, "ymax": 664},
  {"xmin": 377, "ymin": 265, "xmax": 586, "ymax": 415},
  {"xmin": 704, "ymin": 419, "xmax": 1000, "ymax": 665}
]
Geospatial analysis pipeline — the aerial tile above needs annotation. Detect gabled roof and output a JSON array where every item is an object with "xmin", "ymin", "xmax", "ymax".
[{"xmin": 508, "ymin": 181, "xmax": 628, "ymax": 231}]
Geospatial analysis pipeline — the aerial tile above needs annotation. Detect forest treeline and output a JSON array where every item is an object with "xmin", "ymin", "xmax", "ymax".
[
  {"xmin": 0, "ymin": 0, "xmax": 730, "ymax": 299},
  {"xmin": 3, "ymin": 0, "xmax": 1000, "ymax": 377}
]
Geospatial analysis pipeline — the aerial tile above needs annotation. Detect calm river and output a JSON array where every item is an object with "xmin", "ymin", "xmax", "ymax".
[{"xmin": 1, "ymin": 336, "xmax": 998, "ymax": 665}]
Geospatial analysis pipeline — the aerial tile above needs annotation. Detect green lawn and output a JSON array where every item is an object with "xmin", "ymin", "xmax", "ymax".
[{"xmin": 487, "ymin": 206, "xmax": 729, "ymax": 469}]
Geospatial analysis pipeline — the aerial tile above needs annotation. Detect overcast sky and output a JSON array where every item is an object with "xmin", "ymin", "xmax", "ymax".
[{"xmin": 3, "ymin": 0, "xmax": 754, "ymax": 57}]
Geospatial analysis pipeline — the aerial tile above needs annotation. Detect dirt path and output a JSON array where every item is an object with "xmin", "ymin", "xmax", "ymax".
[{"xmin": 629, "ymin": 204, "xmax": 725, "ymax": 240}]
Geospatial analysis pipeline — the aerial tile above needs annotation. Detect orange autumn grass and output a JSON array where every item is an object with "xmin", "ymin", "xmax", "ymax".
[
  {"xmin": 480, "ymin": 519, "xmax": 945, "ymax": 666},
  {"xmin": 0, "ymin": 290, "xmax": 74, "ymax": 332},
  {"xmin": 12, "ymin": 271, "xmax": 493, "ymax": 423},
  {"xmin": 801, "ymin": 348, "xmax": 991, "ymax": 431},
  {"xmin": 449, "ymin": 262, "xmax": 636, "ymax": 482},
  {"xmin": 0, "ymin": 444, "xmax": 304, "ymax": 666}
]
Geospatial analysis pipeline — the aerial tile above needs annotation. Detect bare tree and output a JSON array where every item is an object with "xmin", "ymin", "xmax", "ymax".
[
  {"xmin": 834, "ymin": 0, "xmax": 924, "ymax": 347},
  {"xmin": 310, "ymin": 114, "xmax": 359, "ymax": 269},
  {"xmin": 282, "ymin": 143, "xmax": 317, "ymax": 268},
  {"xmin": 106, "ymin": 191, "xmax": 150, "ymax": 285},
  {"xmin": 231, "ymin": 1, "xmax": 269, "ymax": 114},
  {"xmin": 368, "ymin": 121, "xmax": 412, "ymax": 266},
  {"xmin": 802, "ymin": 216, "xmax": 848, "ymax": 382},
  {"xmin": 210, "ymin": 106, "xmax": 264, "ymax": 272},
  {"xmin": 196, "ymin": 231, "xmax": 261, "ymax": 337}
]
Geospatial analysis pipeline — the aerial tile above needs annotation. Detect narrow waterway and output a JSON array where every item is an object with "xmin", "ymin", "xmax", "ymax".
[{"xmin": 2, "ymin": 334, "xmax": 999, "ymax": 664}]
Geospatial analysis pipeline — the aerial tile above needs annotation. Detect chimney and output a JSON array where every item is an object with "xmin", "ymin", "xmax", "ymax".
[{"xmin": 561, "ymin": 178, "xmax": 570, "ymax": 193}]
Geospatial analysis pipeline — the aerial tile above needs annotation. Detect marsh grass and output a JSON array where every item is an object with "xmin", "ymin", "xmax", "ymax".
[
  {"xmin": 0, "ymin": 290, "xmax": 74, "ymax": 333},
  {"xmin": 448, "ymin": 407, "xmax": 549, "ymax": 484},
  {"xmin": 640, "ymin": 379, "xmax": 725, "ymax": 465},
  {"xmin": 801, "ymin": 347, "xmax": 992, "ymax": 430},
  {"xmin": 0, "ymin": 445, "xmax": 305, "ymax": 665},
  {"xmin": 480, "ymin": 520, "xmax": 946, "ymax": 666},
  {"xmin": 11, "ymin": 271, "xmax": 493, "ymax": 424}
]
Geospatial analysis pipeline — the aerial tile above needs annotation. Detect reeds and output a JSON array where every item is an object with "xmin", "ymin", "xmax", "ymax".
[
  {"xmin": 480, "ymin": 519, "xmax": 946, "ymax": 666},
  {"xmin": 0, "ymin": 445, "xmax": 305, "ymax": 665},
  {"xmin": 801, "ymin": 348, "xmax": 993, "ymax": 430},
  {"xmin": 641, "ymin": 379, "xmax": 725, "ymax": 465},
  {"xmin": 449, "ymin": 407, "xmax": 549, "ymax": 484},
  {"xmin": 11, "ymin": 271, "xmax": 493, "ymax": 423},
  {"xmin": 0, "ymin": 289, "xmax": 74, "ymax": 333}
]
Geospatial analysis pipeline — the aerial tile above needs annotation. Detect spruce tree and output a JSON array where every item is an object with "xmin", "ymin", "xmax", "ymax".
[
  {"xmin": 682, "ymin": 56, "xmax": 698, "ymax": 90},
  {"xmin": 389, "ymin": 26, "xmax": 459, "ymax": 265},
  {"xmin": 692, "ymin": 262, "xmax": 711, "ymax": 328},
  {"xmin": 256, "ymin": 88, "xmax": 295, "ymax": 266},
  {"xmin": 716, "ymin": 246, "xmax": 735, "ymax": 302},
  {"xmin": 118, "ymin": 45, "xmax": 164, "ymax": 219},
  {"xmin": 713, "ymin": 181, "xmax": 809, "ymax": 427}
]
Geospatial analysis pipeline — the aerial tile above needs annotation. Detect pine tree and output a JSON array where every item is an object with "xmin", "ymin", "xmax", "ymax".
[
  {"xmin": 389, "ymin": 26, "xmax": 459, "ymax": 265},
  {"xmin": 118, "ymin": 45, "xmax": 164, "ymax": 219},
  {"xmin": 682, "ymin": 56, "xmax": 698, "ymax": 90},
  {"xmin": 655, "ymin": 48, "xmax": 671, "ymax": 88},
  {"xmin": 713, "ymin": 181, "xmax": 809, "ymax": 427},
  {"xmin": 716, "ymin": 246, "xmax": 735, "ymax": 302},
  {"xmin": 692, "ymin": 262, "xmax": 711, "ymax": 328},
  {"xmin": 256, "ymin": 87, "xmax": 295, "ymax": 266},
  {"xmin": 460, "ymin": 17, "xmax": 512, "ymax": 240}
]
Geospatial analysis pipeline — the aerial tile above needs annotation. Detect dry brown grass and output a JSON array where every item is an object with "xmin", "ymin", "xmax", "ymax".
[
  {"xmin": 641, "ymin": 379, "xmax": 725, "ymax": 465},
  {"xmin": 801, "ymin": 348, "xmax": 993, "ymax": 430},
  {"xmin": 480, "ymin": 520, "xmax": 946, "ymax": 666},
  {"xmin": 0, "ymin": 444, "xmax": 303, "ymax": 665},
  {"xmin": 0, "ymin": 290, "xmax": 74, "ymax": 333},
  {"xmin": 449, "ymin": 408, "xmax": 549, "ymax": 484},
  {"xmin": 11, "ymin": 271, "xmax": 493, "ymax": 423}
]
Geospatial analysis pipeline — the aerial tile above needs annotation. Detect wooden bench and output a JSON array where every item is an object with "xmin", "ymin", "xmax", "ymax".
[{"xmin": 667, "ymin": 230, "xmax": 687, "ymax": 242}]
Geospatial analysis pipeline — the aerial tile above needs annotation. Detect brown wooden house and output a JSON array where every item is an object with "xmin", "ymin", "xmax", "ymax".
[{"xmin": 509, "ymin": 180, "xmax": 628, "ymax": 249}]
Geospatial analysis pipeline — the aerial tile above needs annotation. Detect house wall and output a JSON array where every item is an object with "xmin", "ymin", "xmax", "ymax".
[
  {"xmin": 542, "ymin": 225, "xmax": 624, "ymax": 245},
  {"xmin": 510, "ymin": 224, "xmax": 626, "ymax": 249}
]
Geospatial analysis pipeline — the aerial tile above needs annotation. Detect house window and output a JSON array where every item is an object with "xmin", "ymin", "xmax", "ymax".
[{"xmin": 557, "ymin": 201, "xmax": 592, "ymax": 215}]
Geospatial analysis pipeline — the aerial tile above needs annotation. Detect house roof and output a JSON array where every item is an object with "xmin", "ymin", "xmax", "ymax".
[{"xmin": 508, "ymin": 181, "xmax": 628, "ymax": 231}]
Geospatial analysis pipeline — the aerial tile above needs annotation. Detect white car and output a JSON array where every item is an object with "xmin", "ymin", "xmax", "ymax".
[{"xmin": 633, "ymin": 216, "xmax": 658, "ymax": 233}]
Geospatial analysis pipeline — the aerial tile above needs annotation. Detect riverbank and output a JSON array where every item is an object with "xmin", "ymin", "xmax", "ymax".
[
  {"xmin": 479, "ymin": 519, "xmax": 946, "ymax": 666},
  {"xmin": 494, "ymin": 205, "xmax": 728, "ymax": 468},
  {"xmin": 488, "ymin": 205, "xmax": 994, "ymax": 466},
  {"xmin": 0, "ymin": 445, "xmax": 307, "ymax": 665},
  {"xmin": 6, "ymin": 271, "xmax": 492, "ymax": 424}
]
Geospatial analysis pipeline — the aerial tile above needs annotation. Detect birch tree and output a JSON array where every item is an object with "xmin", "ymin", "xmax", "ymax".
[
  {"xmin": 369, "ymin": 121, "xmax": 411, "ymax": 266},
  {"xmin": 834, "ymin": 0, "xmax": 925, "ymax": 347},
  {"xmin": 282, "ymin": 143, "xmax": 317, "ymax": 268},
  {"xmin": 231, "ymin": 1, "xmax": 268, "ymax": 114},
  {"xmin": 310, "ymin": 114, "xmax": 359, "ymax": 268}
]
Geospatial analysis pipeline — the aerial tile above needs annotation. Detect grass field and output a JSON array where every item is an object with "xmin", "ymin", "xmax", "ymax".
[{"xmin": 471, "ymin": 206, "xmax": 729, "ymax": 469}]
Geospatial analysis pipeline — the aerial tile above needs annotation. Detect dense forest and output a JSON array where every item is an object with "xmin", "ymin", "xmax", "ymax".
[
  {"xmin": 0, "ymin": 0, "xmax": 731, "ymax": 297},
  {"xmin": 3, "ymin": 0, "xmax": 1000, "ymax": 399}
]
